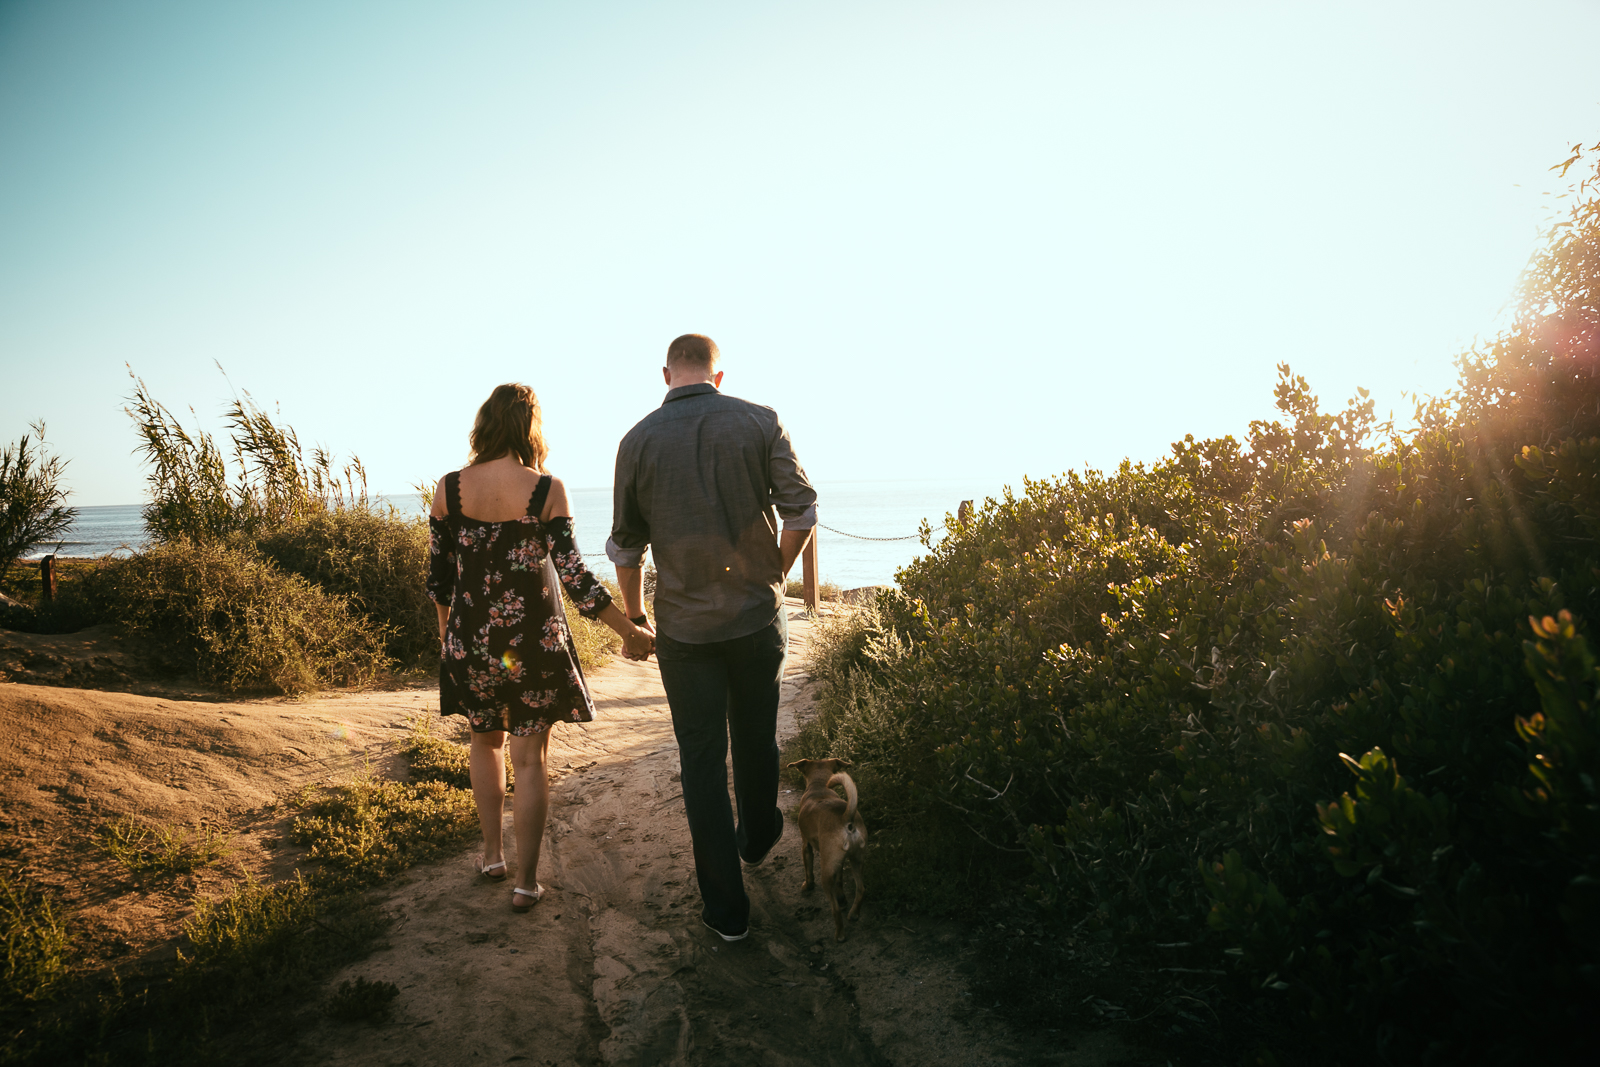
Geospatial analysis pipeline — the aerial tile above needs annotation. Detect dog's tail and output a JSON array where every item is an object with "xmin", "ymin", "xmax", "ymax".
[{"xmin": 827, "ymin": 772, "xmax": 858, "ymax": 823}]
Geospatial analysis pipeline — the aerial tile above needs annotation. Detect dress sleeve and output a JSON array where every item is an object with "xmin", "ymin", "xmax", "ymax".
[
  {"xmin": 427, "ymin": 516, "xmax": 455, "ymax": 605},
  {"xmin": 543, "ymin": 517, "xmax": 614, "ymax": 619}
]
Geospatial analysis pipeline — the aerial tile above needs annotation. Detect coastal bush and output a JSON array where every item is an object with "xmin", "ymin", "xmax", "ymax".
[
  {"xmin": 254, "ymin": 508, "xmax": 435, "ymax": 668},
  {"xmin": 75, "ymin": 539, "xmax": 388, "ymax": 692},
  {"xmin": 0, "ymin": 422, "xmax": 75, "ymax": 582},
  {"xmin": 804, "ymin": 144, "xmax": 1600, "ymax": 1062},
  {"xmin": 128, "ymin": 373, "xmax": 372, "ymax": 543}
]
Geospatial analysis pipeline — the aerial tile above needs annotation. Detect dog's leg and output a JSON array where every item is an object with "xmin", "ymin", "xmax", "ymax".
[
  {"xmin": 848, "ymin": 854, "xmax": 866, "ymax": 921},
  {"xmin": 823, "ymin": 866, "xmax": 846, "ymax": 942},
  {"xmin": 801, "ymin": 840, "xmax": 815, "ymax": 892}
]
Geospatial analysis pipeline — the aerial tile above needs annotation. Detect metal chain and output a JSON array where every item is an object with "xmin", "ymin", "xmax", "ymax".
[
  {"xmin": 581, "ymin": 521, "xmax": 948, "ymax": 553},
  {"xmin": 815, "ymin": 521, "xmax": 943, "ymax": 542}
]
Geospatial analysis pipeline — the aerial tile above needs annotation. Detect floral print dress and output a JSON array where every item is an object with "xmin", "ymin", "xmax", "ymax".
[{"xmin": 427, "ymin": 470, "xmax": 614, "ymax": 735}]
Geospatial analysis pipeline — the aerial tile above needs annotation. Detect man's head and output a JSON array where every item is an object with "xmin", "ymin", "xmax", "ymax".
[{"xmin": 663, "ymin": 333, "xmax": 723, "ymax": 389}]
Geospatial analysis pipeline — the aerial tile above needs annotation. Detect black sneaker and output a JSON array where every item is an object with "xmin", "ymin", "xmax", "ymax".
[
  {"xmin": 701, "ymin": 916, "xmax": 749, "ymax": 942},
  {"xmin": 741, "ymin": 807, "xmax": 785, "ymax": 868}
]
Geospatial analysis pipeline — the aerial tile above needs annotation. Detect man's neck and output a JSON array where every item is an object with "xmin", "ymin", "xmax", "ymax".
[{"xmin": 665, "ymin": 369, "xmax": 723, "ymax": 390}]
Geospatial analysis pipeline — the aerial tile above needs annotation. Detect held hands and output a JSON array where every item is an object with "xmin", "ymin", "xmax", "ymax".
[{"xmin": 622, "ymin": 621, "xmax": 655, "ymax": 661}]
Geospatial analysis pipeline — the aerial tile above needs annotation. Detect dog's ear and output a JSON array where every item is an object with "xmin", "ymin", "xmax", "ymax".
[
  {"xmin": 829, "ymin": 757, "xmax": 852, "ymax": 771},
  {"xmin": 787, "ymin": 759, "xmax": 810, "ymax": 771}
]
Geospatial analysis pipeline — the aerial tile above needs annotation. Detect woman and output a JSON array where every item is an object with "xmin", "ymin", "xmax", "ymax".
[{"xmin": 428, "ymin": 383, "xmax": 654, "ymax": 913}]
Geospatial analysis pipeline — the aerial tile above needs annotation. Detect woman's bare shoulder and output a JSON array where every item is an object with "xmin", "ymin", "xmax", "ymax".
[
  {"xmin": 542, "ymin": 474, "xmax": 571, "ymax": 521},
  {"xmin": 429, "ymin": 472, "xmax": 454, "ymax": 518}
]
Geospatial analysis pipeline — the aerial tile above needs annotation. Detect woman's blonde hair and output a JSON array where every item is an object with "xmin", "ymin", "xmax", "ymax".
[{"xmin": 469, "ymin": 384, "xmax": 548, "ymax": 470}]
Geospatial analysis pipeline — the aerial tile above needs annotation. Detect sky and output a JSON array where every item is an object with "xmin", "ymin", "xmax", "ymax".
[{"xmin": 2, "ymin": 0, "xmax": 1599, "ymax": 508}]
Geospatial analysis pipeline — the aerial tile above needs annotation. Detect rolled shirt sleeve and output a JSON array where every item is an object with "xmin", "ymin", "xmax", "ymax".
[
  {"xmin": 608, "ymin": 440, "xmax": 651, "ymax": 568},
  {"xmin": 768, "ymin": 415, "xmax": 818, "ymax": 531}
]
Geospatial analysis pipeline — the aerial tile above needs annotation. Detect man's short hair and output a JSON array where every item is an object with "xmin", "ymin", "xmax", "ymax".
[{"xmin": 666, "ymin": 334, "xmax": 720, "ymax": 372}]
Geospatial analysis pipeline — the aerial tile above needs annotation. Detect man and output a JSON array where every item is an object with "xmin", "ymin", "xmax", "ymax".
[{"xmin": 607, "ymin": 333, "xmax": 817, "ymax": 941}]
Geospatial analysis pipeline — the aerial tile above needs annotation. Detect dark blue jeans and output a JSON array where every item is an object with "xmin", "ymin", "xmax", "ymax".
[{"xmin": 656, "ymin": 611, "xmax": 788, "ymax": 934}]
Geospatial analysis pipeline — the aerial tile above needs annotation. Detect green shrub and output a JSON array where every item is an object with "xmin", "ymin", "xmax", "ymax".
[
  {"xmin": 76, "ymin": 539, "xmax": 388, "ymax": 693},
  {"xmin": 402, "ymin": 715, "xmax": 477, "ymax": 790},
  {"xmin": 801, "ymin": 145, "xmax": 1600, "ymax": 1062},
  {"xmin": 127, "ymin": 372, "xmax": 372, "ymax": 544},
  {"xmin": 0, "ymin": 422, "xmax": 74, "ymax": 581},
  {"xmin": 254, "ymin": 507, "xmax": 435, "ymax": 668},
  {"xmin": 287, "ymin": 770, "xmax": 477, "ymax": 889}
]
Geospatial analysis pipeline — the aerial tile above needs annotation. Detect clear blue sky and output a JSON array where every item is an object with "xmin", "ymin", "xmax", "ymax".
[{"xmin": 2, "ymin": 0, "xmax": 1598, "ymax": 507}]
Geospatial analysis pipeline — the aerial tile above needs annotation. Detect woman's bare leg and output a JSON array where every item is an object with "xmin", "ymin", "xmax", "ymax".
[
  {"xmin": 469, "ymin": 729, "xmax": 508, "ymax": 867},
  {"xmin": 508, "ymin": 729, "xmax": 551, "ymax": 894}
]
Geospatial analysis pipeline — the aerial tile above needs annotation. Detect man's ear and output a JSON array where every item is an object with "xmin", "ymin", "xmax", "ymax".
[
  {"xmin": 662, "ymin": 366, "xmax": 672, "ymax": 386},
  {"xmin": 711, "ymin": 370, "xmax": 724, "ymax": 388}
]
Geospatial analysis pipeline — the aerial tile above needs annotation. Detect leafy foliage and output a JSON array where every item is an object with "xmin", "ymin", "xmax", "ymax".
[
  {"xmin": 0, "ymin": 422, "xmax": 74, "ymax": 582},
  {"xmin": 803, "ymin": 145, "xmax": 1600, "ymax": 1062},
  {"xmin": 74, "ymin": 538, "xmax": 388, "ymax": 692},
  {"xmin": 254, "ymin": 508, "xmax": 435, "ymax": 668}
]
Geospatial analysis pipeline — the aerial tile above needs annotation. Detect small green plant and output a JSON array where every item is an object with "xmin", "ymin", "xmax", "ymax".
[
  {"xmin": 324, "ymin": 976, "xmax": 399, "ymax": 1023},
  {"xmin": 0, "ymin": 873, "xmax": 73, "ymax": 1009},
  {"xmin": 403, "ymin": 715, "xmax": 478, "ymax": 791},
  {"xmin": 287, "ymin": 767, "xmax": 477, "ymax": 888},
  {"xmin": 0, "ymin": 421, "xmax": 75, "ymax": 583},
  {"xmin": 100, "ymin": 816, "xmax": 233, "ymax": 874}
]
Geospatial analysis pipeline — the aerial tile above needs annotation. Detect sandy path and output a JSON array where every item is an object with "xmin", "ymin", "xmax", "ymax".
[{"xmin": 291, "ymin": 604, "xmax": 1125, "ymax": 1067}]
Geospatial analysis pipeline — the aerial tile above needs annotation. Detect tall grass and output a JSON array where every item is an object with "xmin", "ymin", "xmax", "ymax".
[{"xmin": 128, "ymin": 370, "xmax": 370, "ymax": 544}]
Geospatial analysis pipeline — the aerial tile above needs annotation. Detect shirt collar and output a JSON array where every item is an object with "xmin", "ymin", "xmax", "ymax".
[{"xmin": 663, "ymin": 382, "xmax": 719, "ymax": 405}]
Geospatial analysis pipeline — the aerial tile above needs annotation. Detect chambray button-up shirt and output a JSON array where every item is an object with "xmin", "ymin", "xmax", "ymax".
[{"xmin": 606, "ymin": 383, "xmax": 818, "ymax": 644}]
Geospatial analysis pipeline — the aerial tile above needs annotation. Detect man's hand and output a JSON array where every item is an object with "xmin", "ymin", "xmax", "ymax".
[
  {"xmin": 622, "ymin": 628, "xmax": 655, "ymax": 661},
  {"xmin": 779, "ymin": 528, "xmax": 812, "ymax": 577}
]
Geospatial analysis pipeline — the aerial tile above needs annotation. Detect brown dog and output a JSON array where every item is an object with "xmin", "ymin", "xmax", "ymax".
[{"xmin": 787, "ymin": 757, "xmax": 867, "ymax": 941}]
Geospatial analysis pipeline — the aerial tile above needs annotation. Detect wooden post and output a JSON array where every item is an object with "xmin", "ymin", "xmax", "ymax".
[
  {"xmin": 958, "ymin": 500, "xmax": 973, "ymax": 524},
  {"xmin": 802, "ymin": 529, "xmax": 819, "ymax": 612},
  {"xmin": 39, "ymin": 555, "xmax": 56, "ymax": 601}
]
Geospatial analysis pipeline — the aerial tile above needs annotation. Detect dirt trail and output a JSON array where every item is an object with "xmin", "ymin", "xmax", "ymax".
[
  {"xmin": 296, "ymin": 604, "xmax": 1124, "ymax": 1067},
  {"xmin": 0, "ymin": 602, "xmax": 1127, "ymax": 1066}
]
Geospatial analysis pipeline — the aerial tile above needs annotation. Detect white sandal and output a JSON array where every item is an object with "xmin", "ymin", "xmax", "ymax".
[
  {"xmin": 478, "ymin": 855, "xmax": 507, "ymax": 880},
  {"xmin": 511, "ymin": 885, "xmax": 544, "ymax": 913}
]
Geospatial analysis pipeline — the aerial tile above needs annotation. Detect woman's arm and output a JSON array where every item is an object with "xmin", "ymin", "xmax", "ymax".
[{"xmin": 426, "ymin": 473, "xmax": 455, "ymax": 644}]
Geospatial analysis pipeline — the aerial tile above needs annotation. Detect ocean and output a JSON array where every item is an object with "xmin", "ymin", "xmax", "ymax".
[{"xmin": 30, "ymin": 479, "xmax": 1008, "ymax": 589}]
